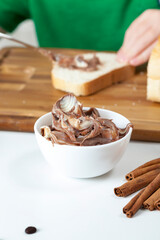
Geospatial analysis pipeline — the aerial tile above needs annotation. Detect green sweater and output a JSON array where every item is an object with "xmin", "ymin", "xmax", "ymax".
[{"xmin": 0, "ymin": 0, "xmax": 159, "ymax": 50}]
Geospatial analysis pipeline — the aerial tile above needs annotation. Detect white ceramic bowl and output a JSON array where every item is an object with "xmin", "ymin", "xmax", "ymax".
[{"xmin": 34, "ymin": 108, "xmax": 132, "ymax": 178}]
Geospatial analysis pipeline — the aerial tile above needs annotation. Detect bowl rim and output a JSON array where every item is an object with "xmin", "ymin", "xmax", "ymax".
[{"xmin": 34, "ymin": 108, "xmax": 132, "ymax": 149}]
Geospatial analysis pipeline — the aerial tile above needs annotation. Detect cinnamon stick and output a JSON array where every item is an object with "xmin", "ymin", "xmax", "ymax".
[
  {"xmin": 126, "ymin": 173, "xmax": 160, "ymax": 218},
  {"xmin": 125, "ymin": 163, "xmax": 160, "ymax": 181},
  {"xmin": 114, "ymin": 169, "xmax": 160, "ymax": 197},
  {"xmin": 123, "ymin": 189, "xmax": 144, "ymax": 214},
  {"xmin": 126, "ymin": 158, "xmax": 160, "ymax": 181},
  {"xmin": 143, "ymin": 188, "xmax": 160, "ymax": 211},
  {"xmin": 154, "ymin": 199, "xmax": 160, "ymax": 210}
]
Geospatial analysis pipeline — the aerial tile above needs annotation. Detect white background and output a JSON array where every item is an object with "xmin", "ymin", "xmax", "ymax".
[{"xmin": 0, "ymin": 131, "xmax": 160, "ymax": 240}]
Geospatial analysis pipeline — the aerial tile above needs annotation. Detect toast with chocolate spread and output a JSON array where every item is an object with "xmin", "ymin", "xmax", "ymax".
[{"xmin": 51, "ymin": 52, "xmax": 134, "ymax": 96}]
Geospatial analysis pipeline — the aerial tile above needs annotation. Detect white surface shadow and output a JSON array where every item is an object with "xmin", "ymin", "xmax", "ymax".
[{"xmin": 8, "ymin": 149, "xmax": 114, "ymax": 195}]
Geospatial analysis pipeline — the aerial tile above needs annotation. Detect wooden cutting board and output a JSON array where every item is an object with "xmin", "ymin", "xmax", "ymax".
[{"xmin": 0, "ymin": 47, "xmax": 160, "ymax": 141}]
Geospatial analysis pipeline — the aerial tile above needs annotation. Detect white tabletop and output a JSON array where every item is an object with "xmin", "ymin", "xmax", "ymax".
[{"xmin": 0, "ymin": 131, "xmax": 160, "ymax": 240}]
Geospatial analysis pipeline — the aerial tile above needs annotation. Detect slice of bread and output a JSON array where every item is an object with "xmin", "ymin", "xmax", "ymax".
[
  {"xmin": 51, "ymin": 52, "xmax": 134, "ymax": 96},
  {"xmin": 147, "ymin": 39, "xmax": 160, "ymax": 102}
]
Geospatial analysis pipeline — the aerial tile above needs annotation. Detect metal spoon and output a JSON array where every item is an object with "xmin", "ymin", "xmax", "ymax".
[
  {"xmin": 0, "ymin": 32, "xmax": 52, "ymax": 59},
  {"xmin": 0, "ymin": 32, "xmax": 38, "ymax": 49}
]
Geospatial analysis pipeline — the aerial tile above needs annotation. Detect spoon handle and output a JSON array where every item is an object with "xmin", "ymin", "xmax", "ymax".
[
  {"xmin": 0, "ymin": 32, "xmax": 54, "ymax": 60},
  {"xmin": 0, "ymin": 32, "xmax": 37, "ymax": 49}
]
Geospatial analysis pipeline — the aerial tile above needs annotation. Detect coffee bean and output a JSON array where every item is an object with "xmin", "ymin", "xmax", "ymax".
[{"xmin": 25, "ymin": 226, "xmax": 37, "ymax": 234}]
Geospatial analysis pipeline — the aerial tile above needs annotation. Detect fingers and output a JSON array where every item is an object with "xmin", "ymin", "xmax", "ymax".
[
  {"xmin": 118, "ymin": 28, "xmax": 158, "ymax": 62},
  {"xmin": 123, "ymin": 10, "xmax": 150, "ymax": 38},
  {"xmin": 129, "ymin": 40, "xmax": 157, "ymax": 66},
  {"xmin": 117, "ymin": 9, "xmax": 160, "ymax": 65},
  {"xmin": 117, "ymin": 13, "xmax": 150, "ymax": 62}
]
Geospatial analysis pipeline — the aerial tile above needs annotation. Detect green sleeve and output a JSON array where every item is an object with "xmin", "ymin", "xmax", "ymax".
[{"xmin": 0, "ymin": 0, "xmax": 30, "ymax": 32}]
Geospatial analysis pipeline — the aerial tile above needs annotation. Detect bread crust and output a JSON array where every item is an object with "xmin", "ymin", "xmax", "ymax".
[
  {"xmin": 51, "ymin": 65, "xmax": 134, "ymax": 96},
  {"xmin": 147, "ymin": 78, "xmax": 160, "ymax": 102},
  {"xmin": 147, "ymin": 38, "xmax": 160, "ymax": 102},
  {"xmin": 148, "ymin": 38, "xmax": 160, "ymax": 79}
]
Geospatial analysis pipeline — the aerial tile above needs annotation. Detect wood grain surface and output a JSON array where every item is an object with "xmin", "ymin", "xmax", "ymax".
[{"xmin": 0, "ymin": 47, "xmax": 160, "ymax": 141}]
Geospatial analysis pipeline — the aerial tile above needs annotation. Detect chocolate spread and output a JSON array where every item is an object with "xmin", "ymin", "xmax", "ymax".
[
  {"xmin": 37, "ymin": 47, "xmax": 101, "ymax": 71},
  {"xmin": 37, "ymin": 48, "xmax": 101, "ymax": 71},
  {"xmin": 41, "ymin": 94, "xmax": 133, "ymax": 146},
  {"xmin": 52, "ymin": 54, "xmax": 101, "ymax": 71}
]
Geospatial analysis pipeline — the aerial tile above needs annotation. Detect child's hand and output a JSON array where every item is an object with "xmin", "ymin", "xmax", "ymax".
[{"xmin": 117, "ymin": 9, "xmax": 160, "ymax": 66}]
